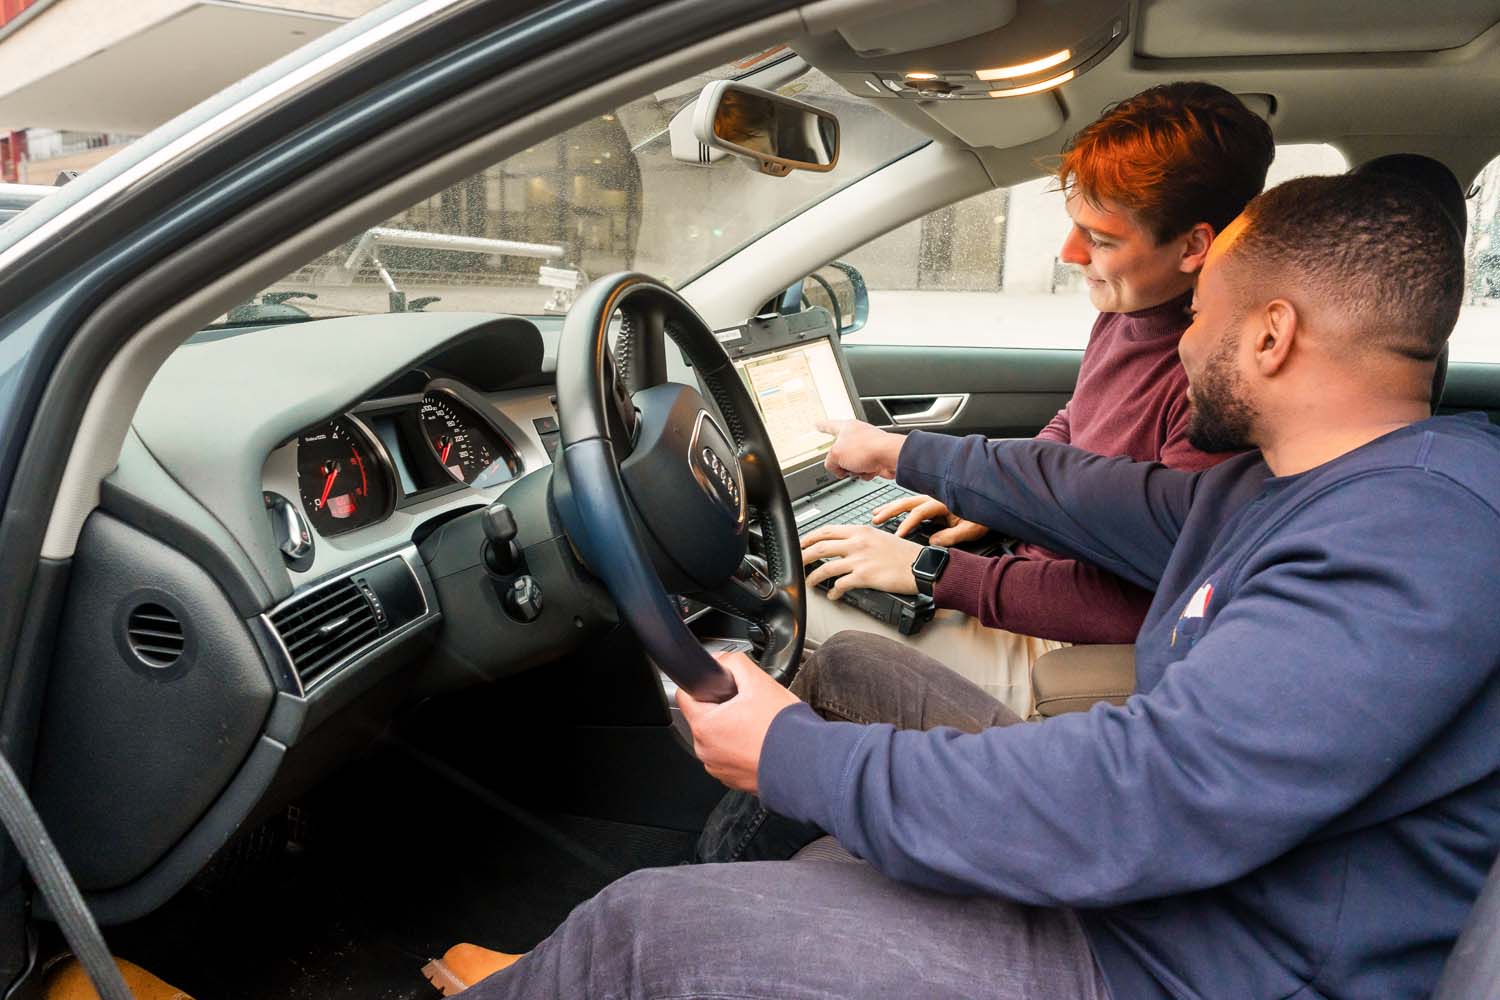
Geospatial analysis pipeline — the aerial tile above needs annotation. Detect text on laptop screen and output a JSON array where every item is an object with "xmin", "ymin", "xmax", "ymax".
[{"xmin": 734, "ymin": 339, "xmax": 856, "ymax": 472}]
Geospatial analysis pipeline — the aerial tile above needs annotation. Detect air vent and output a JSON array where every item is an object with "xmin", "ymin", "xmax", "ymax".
[
  {"xmin": 268, "ymin": 577, "xmax": 381, "ymax": 687},
  {"xmin": 125, "ymin": 603, "xmax": 185, "ymax": 668}
]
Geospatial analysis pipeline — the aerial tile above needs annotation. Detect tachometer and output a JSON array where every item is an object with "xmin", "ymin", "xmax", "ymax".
[
  {"xmin": 419, "ymin": 392, "xmax": 517, "ymax": 488},
  {"xmin": 296, "ymin": 417, "xmax": 394, "ymax": 536}
]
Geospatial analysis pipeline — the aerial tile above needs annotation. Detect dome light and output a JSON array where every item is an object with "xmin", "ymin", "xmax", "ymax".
[
  {"xmin": 975, "ymin": 49, "xmax": 1072, "ymax": 81},
  {"xmin": 988, "ymin": 69, "xmax": 1076, "ymax": 98}
]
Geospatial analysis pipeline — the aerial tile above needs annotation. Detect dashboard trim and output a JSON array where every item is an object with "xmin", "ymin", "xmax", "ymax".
[{"xmin": 259, "ymin": 545, "xmax": 436, "ymax": 697}]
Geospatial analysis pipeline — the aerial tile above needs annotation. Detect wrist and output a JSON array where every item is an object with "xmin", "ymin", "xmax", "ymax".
[{"xmin": 884, "ymin": 432, "xmax": 905, "ymax": 477}]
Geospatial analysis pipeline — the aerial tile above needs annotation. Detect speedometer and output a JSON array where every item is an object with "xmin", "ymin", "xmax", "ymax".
[
  {"xmin": 296, "ymin": 417, "xmax": 394, "ymax": 536},
  {"xmin": 419, "ymin": 392, "xmax": 518, "ymax": 488}
]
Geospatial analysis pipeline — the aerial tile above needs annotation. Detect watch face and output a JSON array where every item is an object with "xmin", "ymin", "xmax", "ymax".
[{"xmin": 914, "ymin": 545, "xmax": 948, "ymax": 578}]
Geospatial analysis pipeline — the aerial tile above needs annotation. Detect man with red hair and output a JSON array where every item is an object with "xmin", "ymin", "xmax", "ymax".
[{"xmin": 800, "ymin": 81, "xmax": 1275, "ymax": 718}]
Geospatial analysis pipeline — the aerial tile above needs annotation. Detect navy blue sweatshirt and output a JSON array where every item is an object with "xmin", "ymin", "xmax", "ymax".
[{"xmin": 759, "ymin": 414, "xmax": 1500, "ymax": 999}]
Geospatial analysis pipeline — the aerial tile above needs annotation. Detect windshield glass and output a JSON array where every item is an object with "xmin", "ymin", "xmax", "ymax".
[{"xmin": 224, "ymin": 51, "xmax": 924, "ymax": 325}]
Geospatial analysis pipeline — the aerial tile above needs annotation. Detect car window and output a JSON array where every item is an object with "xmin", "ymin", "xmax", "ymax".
[
  {"xmin": 226, "ymin": 52, "xmax": 923, "ymax": 326},
  {"xmin": 839, "ymin": 143, "xmax": 1347, "ymax": 349},
  {"xmin": 1456, "ymin": 154, "xmax": 1500, "ymax": 364}
]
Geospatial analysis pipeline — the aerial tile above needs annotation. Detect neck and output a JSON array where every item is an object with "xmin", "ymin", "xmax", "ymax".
[
  {"xmin": 1130, "ymin": 280, "xmax": 1195, "ymax": 314},
  {"xmin": 1258, "ymin": 401, "xmax": 1433, "ymax": 476}
]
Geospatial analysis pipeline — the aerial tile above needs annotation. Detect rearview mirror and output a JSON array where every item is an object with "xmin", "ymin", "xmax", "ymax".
[{"xmin": 694, "ymin": 81, "xmax": 839, "ymax": 177}]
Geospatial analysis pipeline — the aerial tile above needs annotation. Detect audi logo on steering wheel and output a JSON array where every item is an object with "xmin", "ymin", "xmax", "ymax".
[
  {"xmin": 700, "ymin": 447, "xmax": 741, "ymax": 507},
  {"xmin": 689, "ymin": 411, "xmax": 745, "ymax": 526}
]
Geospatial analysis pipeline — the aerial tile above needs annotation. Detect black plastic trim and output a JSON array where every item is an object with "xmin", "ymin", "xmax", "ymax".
[
  {"xmin": 98, "ymin": 477, "xmax": 270, "ymax": 616},
  {"xmin": 33, "ymin": 735, "xmax": 287, "ymax": 926}
]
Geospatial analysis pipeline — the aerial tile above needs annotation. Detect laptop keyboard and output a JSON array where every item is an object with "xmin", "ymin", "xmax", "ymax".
[{"xmin": 799, "ymin": 482, "xmax": 916, "ymax": 535}]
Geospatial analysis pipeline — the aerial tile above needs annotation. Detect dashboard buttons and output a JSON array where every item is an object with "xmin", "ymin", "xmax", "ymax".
[{"xmin": 505, "ymin": 575, "xmax": 543, "ymax": 623}]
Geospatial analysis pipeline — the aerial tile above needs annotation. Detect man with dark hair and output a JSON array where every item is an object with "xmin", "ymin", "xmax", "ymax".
[
  {"xmin": 1352, "ymin": 152, "xmax": 1468, "ymax": 413},
  {"xmin": 802, "ymin": 82, "xmax": 1274, "ymax": 717},
  {"xmin": 451, "ymin": 173, "xmax": 1500, "ymax": 1000}
]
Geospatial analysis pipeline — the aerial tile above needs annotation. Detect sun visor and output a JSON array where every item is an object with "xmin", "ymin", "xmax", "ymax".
[
  {"xmin": 916, "ymin": 91, "xmax": 1064, "ymax": 149},
  {"xmin": 1137, "ymin": 0, "xmax": 1500, "ymax": 57},
  {"xmin": 838, "ymin": 0, "xmax": 1018, "ymax": 56}
]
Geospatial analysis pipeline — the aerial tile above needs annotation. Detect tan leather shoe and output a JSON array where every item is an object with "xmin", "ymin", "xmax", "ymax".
[
  {"xmin": 421, "ymin": 943, "xmax": 522, "ymax": 996},
  {"xmin": 42, "ymin": 956, "xmax": 193, "ymax": 999}
]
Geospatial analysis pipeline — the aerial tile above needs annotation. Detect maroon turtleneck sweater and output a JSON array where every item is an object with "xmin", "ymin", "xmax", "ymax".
[{"xmin": 933, "ymin": 291, "xmax": 1234, "ymax": 643}]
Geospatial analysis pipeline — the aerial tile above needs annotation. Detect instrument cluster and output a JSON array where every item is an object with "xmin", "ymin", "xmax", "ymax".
[{"xmin": 294, "ymin": 381, "xmax": 523, "ymax": 538}]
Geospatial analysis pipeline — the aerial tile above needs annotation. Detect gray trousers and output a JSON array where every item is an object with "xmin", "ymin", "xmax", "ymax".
[{"xmin": 464, "ymin": 631, "xmax": 1112, "ymax": 1000}]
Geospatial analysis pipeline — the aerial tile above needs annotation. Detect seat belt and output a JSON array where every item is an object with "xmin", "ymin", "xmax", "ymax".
[{"xmin": 0, "ymin": 750, "xmax": 131, "ymax": 1000}]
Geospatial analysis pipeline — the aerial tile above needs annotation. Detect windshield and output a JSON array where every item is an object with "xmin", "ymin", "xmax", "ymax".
[{"xmin": 223, "ymin": 51, "xmax": 924, "ymax": 325}]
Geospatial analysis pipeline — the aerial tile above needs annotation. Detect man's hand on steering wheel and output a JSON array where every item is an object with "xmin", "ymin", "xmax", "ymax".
[
  {"xmin": 872, "ymin": 494, "xmax": 987, "ymax": 547},
  {"xmin": 677, "ymin": 651, "xmax": 800, "ymax": 795},
  {"xmin": 801, "ymin": 523, "xmax": 922, "ymax": 600}
]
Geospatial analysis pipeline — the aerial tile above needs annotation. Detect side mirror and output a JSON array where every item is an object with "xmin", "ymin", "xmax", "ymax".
[
  {"xmin": 693, "ymin": 80, "xmax": 839, "ymax": 177},
  {"xmin": 780, "ymin": 261, "xmax": 869, "ymax": 335}
]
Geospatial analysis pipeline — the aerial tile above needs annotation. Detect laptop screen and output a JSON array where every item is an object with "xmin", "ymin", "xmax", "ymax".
[{"xmin": 734, "ymin": 338, "xmax": 857, "ymax": 473}]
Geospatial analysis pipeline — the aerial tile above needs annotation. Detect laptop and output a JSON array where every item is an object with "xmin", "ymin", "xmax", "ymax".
[
  {"xmin": 728, "ymin": 330, "xmax": 930, "ymax": 540},
  {"xmin": 714, "ymin": 315, "xmax": 944, "ymax": 634}
]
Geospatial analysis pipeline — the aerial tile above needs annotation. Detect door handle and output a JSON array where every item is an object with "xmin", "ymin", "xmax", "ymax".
[{"xmin": 882, "ymin": 394, "xmax": 967, "ymax": 426}]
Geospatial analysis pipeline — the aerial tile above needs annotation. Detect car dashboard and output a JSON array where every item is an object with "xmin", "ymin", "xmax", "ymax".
[{"xmin": 28, "ymin": 310, "xmax": 601, "ymax": 925}]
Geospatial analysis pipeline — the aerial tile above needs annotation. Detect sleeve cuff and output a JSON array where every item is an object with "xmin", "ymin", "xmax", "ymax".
[
  {"xmin": 895, "ymin": 430, "xmax": 961, "ymax": 499},
  {"xmin": 932, "ymin": 547, "xmax": 992, "ymax": 617},
  {"xmin": 758, "ymin": 701, "xmax": 871, "ymax": 831}
]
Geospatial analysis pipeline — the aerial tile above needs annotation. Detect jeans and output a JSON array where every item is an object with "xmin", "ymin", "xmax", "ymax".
[
  {"xmin": 460, "ymin": 631, "xmax": 1109, "ymax": 1000},
  {"xmin": 696, "ymin": 630, "xmax": 1025, "ymax": 864},
  {"xmin": 463, "ymin": 855, "xmax": 1109, "ymax": 999}
]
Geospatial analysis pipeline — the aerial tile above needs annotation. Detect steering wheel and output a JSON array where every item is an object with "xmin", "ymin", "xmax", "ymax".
[{"xmin": 553, "ymin": 273, "xmax": 806, "ymax": 702}]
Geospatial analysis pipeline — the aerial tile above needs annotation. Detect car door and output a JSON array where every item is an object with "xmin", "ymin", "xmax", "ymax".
[
  {"xmin": 846, "ymin": 342, "xmax": 1079, "ymax": 438},
  {"xmin": 0, "ymin": 0, "xmax": 810, "ymax": 987},
  {"xmin": 776, "ymin": 255, "xmax": 1080, "ymax": 439},
  {"xmin": 827, "ymin": 176, "xmax": 1088, "ymax": 439}
]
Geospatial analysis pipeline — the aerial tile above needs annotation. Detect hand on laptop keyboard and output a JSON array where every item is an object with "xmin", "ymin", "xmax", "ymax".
[
  {"xmin": 801, "ymin": 523, "xmax": 923, "ymax": 600},
  {"xmin": 871, "ymin": 494, "xmax": 987, "ymax": 547},
  {"xmin": 876, "ymin": 513, "xmax": 944, "ymax": 544}
]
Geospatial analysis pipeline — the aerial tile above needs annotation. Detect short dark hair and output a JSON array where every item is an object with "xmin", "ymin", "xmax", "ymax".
[
  {"xmin": 1353, "ymin": 153, "xmax": 1468, "ymax": 240},
  {"xmin": 1225, "ymin": 173, "xmax": 1464, "ymax": 362},
  {"xmin": 1056, "ymin": 82, "xmax": 1275, "ymax": 244}
]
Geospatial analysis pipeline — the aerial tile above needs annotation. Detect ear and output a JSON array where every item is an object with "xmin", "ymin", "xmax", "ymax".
[
  {"xmin": 1255, "ymin": 299, "xmax": 1298, "ymax": 376},
  {"xmin": 1177, "ymin": 222, "xmax": 1216, "ymax": 274}
]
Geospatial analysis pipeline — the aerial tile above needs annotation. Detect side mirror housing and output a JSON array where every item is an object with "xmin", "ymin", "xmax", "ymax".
[
  {"xmin": 693, "ymin": 80, "xmax": 839, "ymax": 177},
  {"xmin": 778, "ymin": 261, "xmax": 869, "ymax": 335}
]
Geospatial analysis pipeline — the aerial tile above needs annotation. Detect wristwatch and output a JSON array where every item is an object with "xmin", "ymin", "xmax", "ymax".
[{"xmin": 911, "ymin": 545, "xmax": 950, "ymax": 598}]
